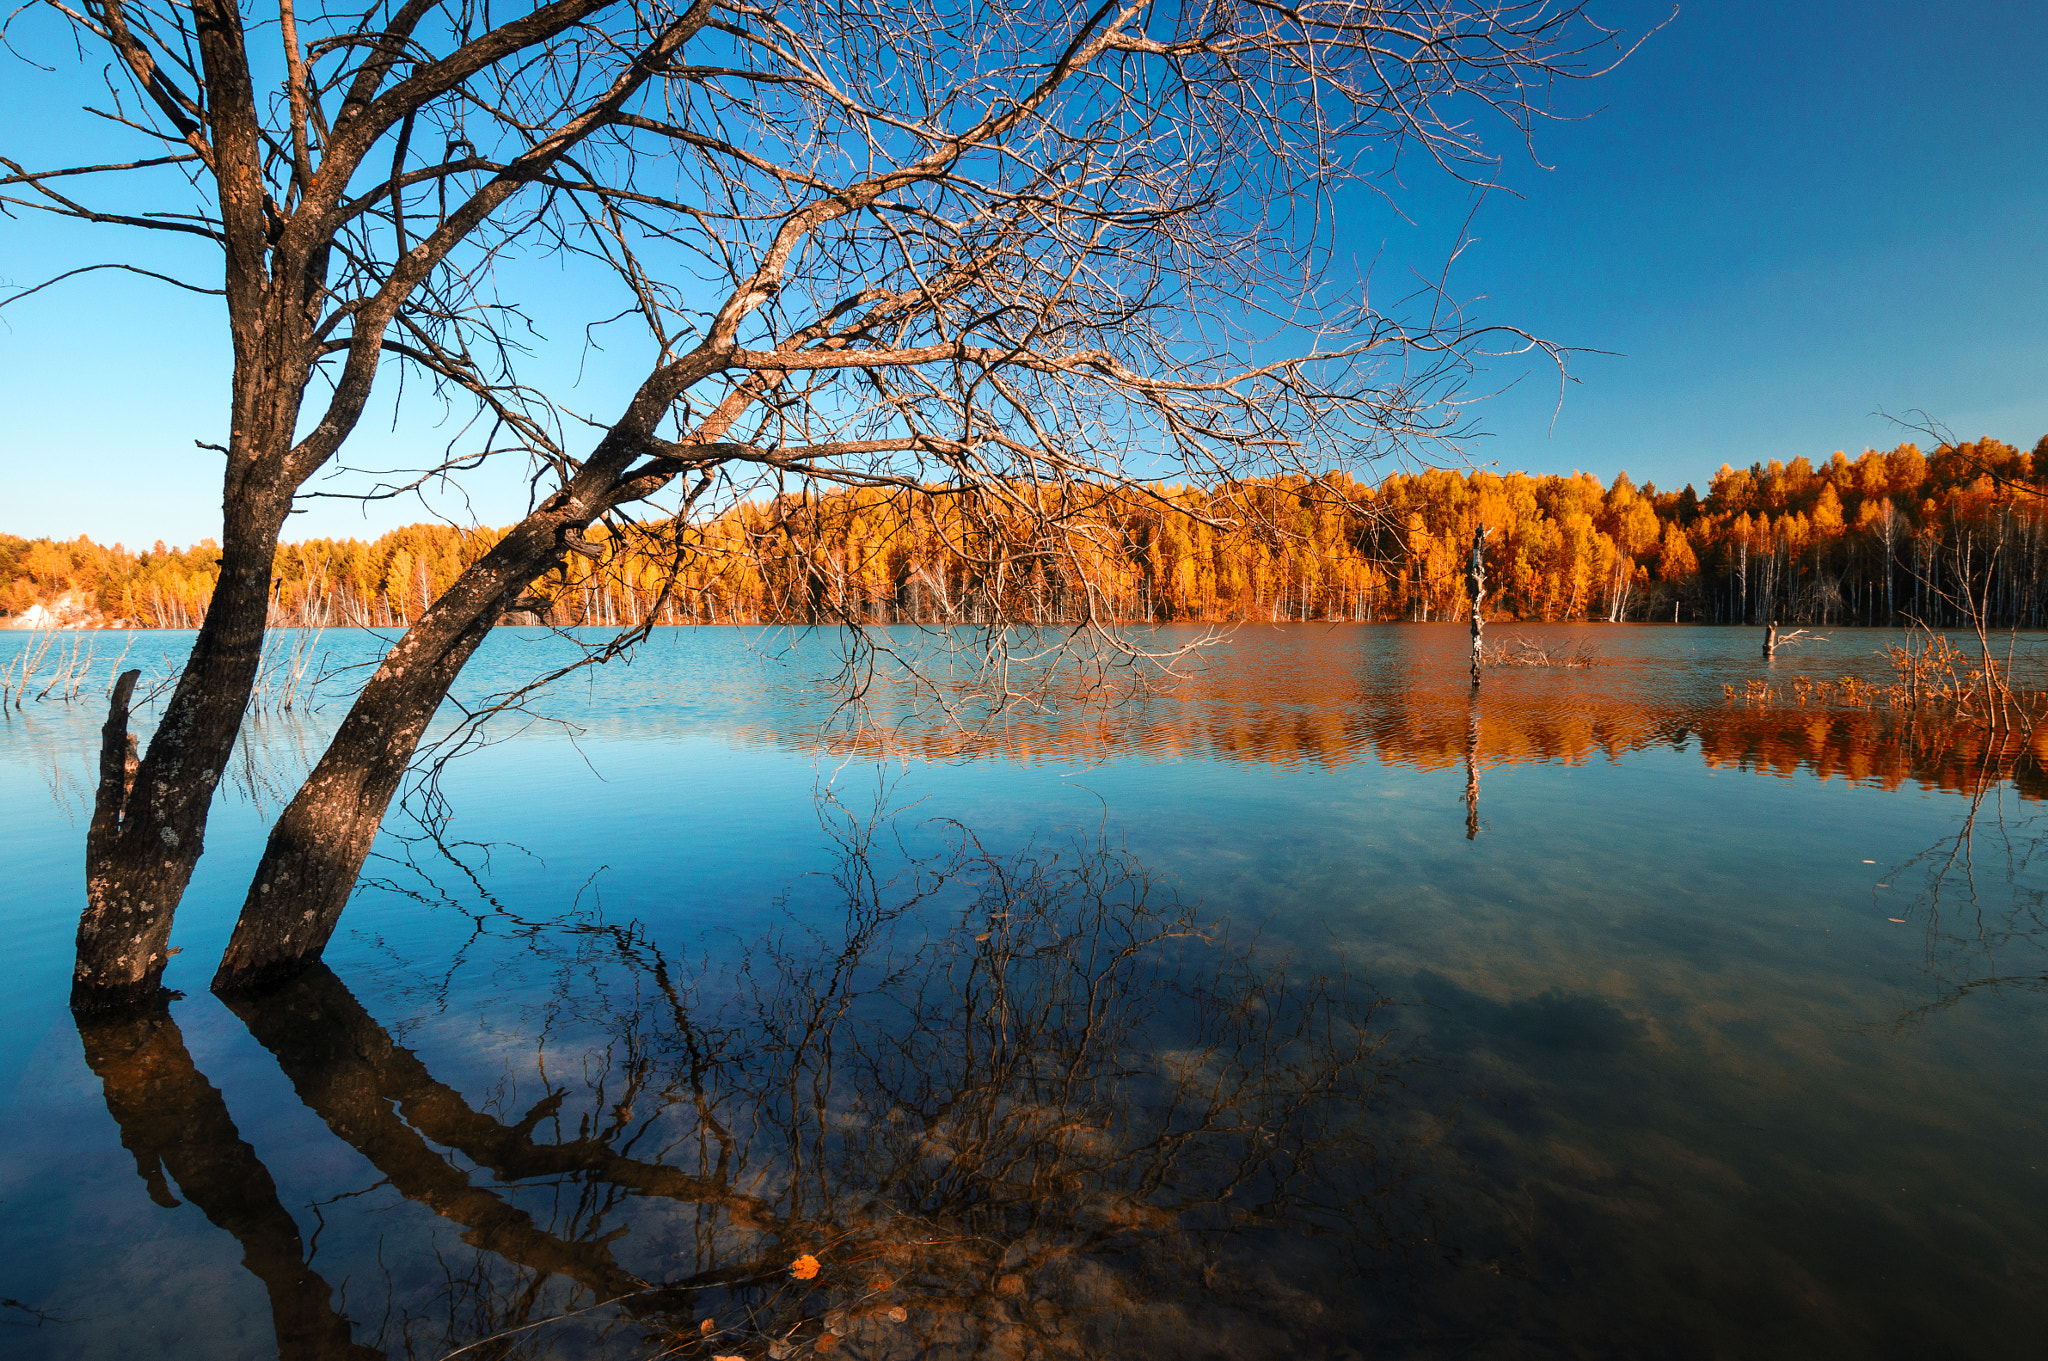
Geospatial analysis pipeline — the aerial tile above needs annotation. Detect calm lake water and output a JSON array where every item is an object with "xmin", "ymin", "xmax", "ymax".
[{"xmin": 3, "ymin": 623, "xmax": 2047, "ymax": 1360}]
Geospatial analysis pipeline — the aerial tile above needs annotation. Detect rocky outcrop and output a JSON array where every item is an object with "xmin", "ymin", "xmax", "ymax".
[{"xmin": 5, "ymin": 595, "xmax": 127, "ymax": 629}]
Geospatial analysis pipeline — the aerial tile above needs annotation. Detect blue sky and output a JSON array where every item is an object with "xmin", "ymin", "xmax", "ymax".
[
  {"xmin": 2, "ymin": 0, "xmax": 2044, "ymax": 547},
  {"xmin": 1427, "ymin": 0, "xmax": 2048, "ymax": 491}
]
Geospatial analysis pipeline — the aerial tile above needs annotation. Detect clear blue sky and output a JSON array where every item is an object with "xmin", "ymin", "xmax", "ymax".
[{"xmin": 2, "ymin": 0, "xmax": 2043, "ymax": 547}]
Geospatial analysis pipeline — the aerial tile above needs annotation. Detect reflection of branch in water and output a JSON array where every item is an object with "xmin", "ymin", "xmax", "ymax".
[
  {"xmin": 229, "ymin": 716, "xmax": 328, "ymax": 820},
  {"xmin": 1, "ymin": 1296, "xmax": 70, "ymax": 1328},
  {"xmin": 94, "ymin": 796, "xmax": 1431, "ymax": 1360},
  {"xmin": 1867, "ymin": 737, "xmax": 2048, "ymax": 1033},
  {"xmin": 74, "ymin": 1004, "xmax": 382, "ymax": 1360},
  {"xmin": 701, "ymin": 826, "xmax": 1415, "ymax": 1358}
]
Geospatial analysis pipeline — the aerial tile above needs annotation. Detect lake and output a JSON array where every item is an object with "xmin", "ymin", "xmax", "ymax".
[{"xmin": 3, "ymin": 623, "xmax": 2046, "ymax": 1360}]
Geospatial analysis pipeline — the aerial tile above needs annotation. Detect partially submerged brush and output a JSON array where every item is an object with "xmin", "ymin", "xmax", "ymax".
[{"xmin": 1480, "ymin": 636, "xmax": 1601, "ymax": 669}]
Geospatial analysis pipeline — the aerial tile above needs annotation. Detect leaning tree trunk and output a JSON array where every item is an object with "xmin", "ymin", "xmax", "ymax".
[
  {"xmin": 213, "ymin": 492, "xmax": 632, "ymax": 992},
  {"xmin": 75, "ymin": 491, "xmax": 293, "ymax": 1011},
  {"xmin": 211, "ymin": 576, "xmax": 516, "ymax": 992}
]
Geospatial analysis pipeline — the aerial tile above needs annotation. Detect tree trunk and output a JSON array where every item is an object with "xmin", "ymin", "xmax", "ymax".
[
  {"xmin": 75, "ymin": 492, "xmax": 291, "ymax": 1011},
  {"xmin": 1466, "ymin": 525, "xmax": 1487, "ymax": 687},
  {"xmin": 212, "ymin": 584, "xmax": 510, "ymax": 991},
  {"xmin": 213, "ymin": 505, "xmax": 615, "ymax": 992}
]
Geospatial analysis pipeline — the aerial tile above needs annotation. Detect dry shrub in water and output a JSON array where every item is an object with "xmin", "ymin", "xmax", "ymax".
[{"xmin": 1481, "ymin": 637, "xmax": 1602, "ymax": 669}]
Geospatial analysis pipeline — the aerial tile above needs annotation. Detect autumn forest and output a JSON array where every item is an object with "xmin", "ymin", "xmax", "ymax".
[{"xmin": 9, "ymin": 437, "xmax": 2048, "ymax": 632}]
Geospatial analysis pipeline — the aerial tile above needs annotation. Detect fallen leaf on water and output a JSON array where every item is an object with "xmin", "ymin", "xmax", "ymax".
[
  {"xmin": 1889, "ymin": 918, "xmax": 1906, "ymax": 923},
  {"xmin": 815, "ymin": 1333, "xmax": 840, "ymax": 1353},
  {"xmin": 886, "ymin": 1306, "xmax": 909, "ymax": 1323},
  {"xmin": 714, "ymin": 1355, "xmax": 745, "ymax": 1361},
  {"xmin": 790, "ymin": 1254, "xmax": 821, "ymax": 1280},
  {"xmin": 700, "ymin": 1319, "xmax": 716, "ymax": 1335},
  {"xmin": 1863, "ymin": 860, "xmax": 1877, "ymax": 863}
]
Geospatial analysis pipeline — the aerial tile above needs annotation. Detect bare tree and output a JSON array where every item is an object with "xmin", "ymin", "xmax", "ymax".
[
  {"xmin": 7, "ymin": 0, "xmax": 731, "ymax": 1008},
  {"xmin": 6, "ymin": 0, "xmax": 1640, "ymax": 1004},
  {"xmin": 212, "ymin": 0, "xmax": 1642, "ymax": 993}
]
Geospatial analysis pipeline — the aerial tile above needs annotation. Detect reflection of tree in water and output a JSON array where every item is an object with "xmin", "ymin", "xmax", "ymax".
[
  {"xmin": 75, "ymin": 1005, "xmax": 383, "ymax": 1360},
  {"xmin": 81, "ymin": 804, "xmax": 1430, "ymax": 1360},
  {"xmin": 1875, "ymin": 747, "xmax": 2048, "ymax": 1031},
  {"xmin": 1463, "ymin": 693, "xmax": 1482, "ymax": 840}
]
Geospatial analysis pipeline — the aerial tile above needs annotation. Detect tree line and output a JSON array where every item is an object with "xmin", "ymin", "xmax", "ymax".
[
  {"xmin": 12, "ymin": 436, "xmax": 2048, "ymax": 631},
  {"xmin": 1, "ymin": 523, "xmax": 507, "ymax": 628}
]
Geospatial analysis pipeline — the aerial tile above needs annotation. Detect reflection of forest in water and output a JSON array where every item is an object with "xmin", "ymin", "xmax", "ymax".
[
  {"xmin": 792, "ymin": 672, "xmax": 2048, "ymax": 803},
  {"xmin": 636, "ymin": 622, "xmax": 2048, "ymax": 802},
  {"xmin": 73, "ymin": 806, "xmax": 1458, "ymax": 1360}
]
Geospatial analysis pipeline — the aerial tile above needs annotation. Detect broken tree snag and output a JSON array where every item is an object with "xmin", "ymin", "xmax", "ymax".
[
  {"xmin": 1467, "ymin": 525, "xmax": 1488, "ymax": 688},
  {"xmin": 87, "ymin": 669, "xmax": 142, "ymax": 864},
  {"xmin": 1764, "ymin": 620, "xmax": 1778, "ymax": 658}
]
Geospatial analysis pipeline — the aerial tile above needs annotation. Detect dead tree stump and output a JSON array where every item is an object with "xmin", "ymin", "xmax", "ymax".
[{"xmin": 1467, "ymin": 525, "xmax": 1488, "ymax": 688}]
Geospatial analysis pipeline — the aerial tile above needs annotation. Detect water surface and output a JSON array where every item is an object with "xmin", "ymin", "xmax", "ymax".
[{"xmin": 3, "ymin": 623, "xmax": 2045, "ymax": 1359}]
